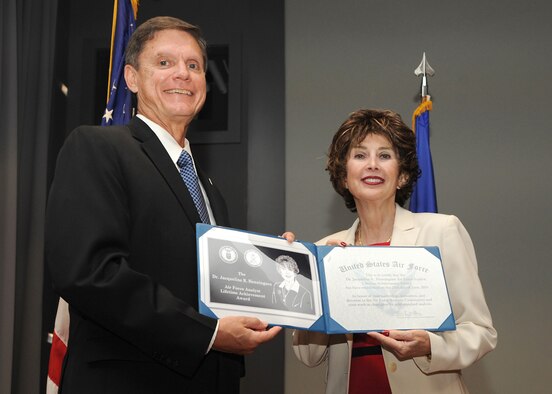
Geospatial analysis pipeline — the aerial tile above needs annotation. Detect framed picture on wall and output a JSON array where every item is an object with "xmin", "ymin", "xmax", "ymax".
[
  {"xmin": 187, "ymin": 43, "xmax": 241, "ymax": 144},
  {"xmin": 88, "ymin": 40, "xmax": 241, "ymax": 144}
]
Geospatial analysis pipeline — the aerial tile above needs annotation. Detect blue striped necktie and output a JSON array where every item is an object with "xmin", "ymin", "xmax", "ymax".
[{"xmin": 177, "ymin": 150, "xmax": 210, "ymax": 224}]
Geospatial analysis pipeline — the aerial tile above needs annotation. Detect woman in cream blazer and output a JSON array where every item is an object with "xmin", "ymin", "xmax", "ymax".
[
  {"xmin": 293, "ymin": 205, "xmax": 497, "ymax": 393},
  {"xmin": 293, "ymin": 109, "xmax": 497, "ymax": 393}
]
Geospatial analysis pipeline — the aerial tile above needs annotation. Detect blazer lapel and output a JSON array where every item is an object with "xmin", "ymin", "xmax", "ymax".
[
  {"xmin": 127, "ymin": 117, "xmax": 202, "ymax": 226},
  {"xmin": 390, "ymin": 204, "xmax": 420, "ymax": 246}
]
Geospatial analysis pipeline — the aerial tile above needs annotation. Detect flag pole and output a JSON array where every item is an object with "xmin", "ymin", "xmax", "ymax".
[
  {"xmin": 412, "ymin": 52, "xmax": 435, "ymax": 131},
  {"xmin": 414, "ymin": 52, "xmax": 434, "ymax": 99},
  {"xmin": 409, "ymin": 53, "xmax": 438, "ymax": 213}
]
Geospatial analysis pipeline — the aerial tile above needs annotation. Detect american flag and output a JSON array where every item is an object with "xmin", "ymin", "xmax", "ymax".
[
  {"xmin": 47, "ymin": 2, "xmax": 139, "ymax": 392},
  {"xmin": 101, "ymin": 0, "xmax": 139, "ymax": 126}
]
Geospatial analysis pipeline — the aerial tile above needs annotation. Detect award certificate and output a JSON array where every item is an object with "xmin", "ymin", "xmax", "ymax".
[{"xmin": 196, "ymin": 224, "xmax": 455, "ymax": 333}]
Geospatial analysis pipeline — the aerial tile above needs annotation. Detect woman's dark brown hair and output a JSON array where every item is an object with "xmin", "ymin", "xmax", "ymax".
[{"xmin": 326, "ymin": 109, "xmax": 420, "ymax": 211}]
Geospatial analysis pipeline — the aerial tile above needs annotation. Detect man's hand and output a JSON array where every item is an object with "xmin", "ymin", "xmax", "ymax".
[
  {"xmin": 281, "ymin": 232, "xmax": 296, "ymax": 243},
  {"xmin": 213, "ymin": 316, "xmax": 282, "ymax": 355},
  {"xmin": 367, "ymin": 330, "xmax": 431, "ymax": 361}
]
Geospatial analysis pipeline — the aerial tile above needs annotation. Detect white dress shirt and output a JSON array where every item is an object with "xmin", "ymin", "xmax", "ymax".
[{"xmin": 137, "ymin": 114, "xmax": 219, "ymax": 352}]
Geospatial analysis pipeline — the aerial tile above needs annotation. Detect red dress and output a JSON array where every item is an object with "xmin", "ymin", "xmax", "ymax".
[{"xmin": 348, "ymin": 241, "xmax": 392, "ymax": 394}]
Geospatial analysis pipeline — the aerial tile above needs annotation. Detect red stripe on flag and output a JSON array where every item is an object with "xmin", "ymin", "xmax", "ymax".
[{"xmin": 47, "ymin": 331, "xmax": 67, "ymax": 387}]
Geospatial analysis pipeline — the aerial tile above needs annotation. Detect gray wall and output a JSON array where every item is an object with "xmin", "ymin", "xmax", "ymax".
[{"xmin": 284, "ymin": 1, "xmax": 552, "ymax": 393}]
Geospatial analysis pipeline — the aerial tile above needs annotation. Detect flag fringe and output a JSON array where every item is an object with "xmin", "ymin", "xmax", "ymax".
[
  {"xmin": 131, "ymin": 0, "xmax": 139, "ymax": 18},
  {"xmin": 412, "ymin": 97, "xmax": 432, "ymax": 132}
]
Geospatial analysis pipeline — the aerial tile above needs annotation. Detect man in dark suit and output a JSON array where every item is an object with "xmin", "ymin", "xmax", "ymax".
[{"xmin": 45, "ymin": 16, "xmax": 281, "ymax": 393}]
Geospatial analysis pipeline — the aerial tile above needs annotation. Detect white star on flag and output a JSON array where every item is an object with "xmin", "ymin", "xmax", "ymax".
[{"xmin": 102, "ymin": 108, "xmax": 114, "ymax": 123}]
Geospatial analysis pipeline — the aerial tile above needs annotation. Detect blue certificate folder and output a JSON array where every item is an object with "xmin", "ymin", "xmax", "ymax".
[{"xmin": 196, "ymin": 224, "xmax": 456, "ymax": 334}]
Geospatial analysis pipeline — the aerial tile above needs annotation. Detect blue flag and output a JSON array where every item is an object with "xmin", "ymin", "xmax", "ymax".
[
  {"xmin": 409, "ymin": 99, "xmax": 438, "ymax": 213},
  {"xmin": 101, "ymin": 0, "xmax": 139, "ymax": 126}
]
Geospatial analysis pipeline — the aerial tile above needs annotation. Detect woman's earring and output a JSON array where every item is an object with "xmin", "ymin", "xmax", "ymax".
[{"xmin": 397, "ymin": 175, "xmax": 407, "ymax": 190}]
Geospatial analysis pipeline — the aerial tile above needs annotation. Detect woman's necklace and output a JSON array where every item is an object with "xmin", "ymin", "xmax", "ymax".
[{"xmin": 355, "ymin": 222, "xmax": 391, "ymax": 246}]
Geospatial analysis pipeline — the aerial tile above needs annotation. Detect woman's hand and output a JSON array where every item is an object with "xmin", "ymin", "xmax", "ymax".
[
  {"xmin": 325, "ymin": 239, "xmax": 349, "ymax": 247},
  {"xmin": 280, "ymin": 234, "xmax": 350, "ymax": 247},
  {"xmin": 367, "ymin": 330, "xmax": 431, "ymax": 361}
]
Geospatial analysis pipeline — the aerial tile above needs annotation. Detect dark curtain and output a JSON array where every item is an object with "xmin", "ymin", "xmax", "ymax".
[{"xmin": 0, "ymin": 0, "xmax": 58, "ymax": 393}]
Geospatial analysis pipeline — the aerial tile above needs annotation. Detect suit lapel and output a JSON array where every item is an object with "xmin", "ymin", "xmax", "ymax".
[
  {"xmin": 390, "ymin": 205, "xmax": 420, "ymax": 246},
  {"xmin": 127, "ymin": 117, "xmax": 202, "ymax": 226}
]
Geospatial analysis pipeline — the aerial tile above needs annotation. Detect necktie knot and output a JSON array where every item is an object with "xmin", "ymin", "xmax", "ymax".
[
  {"xmin": 177, "ymin": 149, "xmax": 193, "ymax": 168},
  {"xmin": 178, "ymin": 150, "xmax": 210, "ymax": 224}
]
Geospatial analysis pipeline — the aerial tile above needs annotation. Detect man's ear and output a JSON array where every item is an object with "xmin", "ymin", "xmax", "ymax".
[{"xmin": 124, "ymin": 64, "xmax": 139, "ymax": 93}]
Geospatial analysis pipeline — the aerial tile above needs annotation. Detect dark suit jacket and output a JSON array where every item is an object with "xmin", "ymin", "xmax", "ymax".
[{"xmin": 45, "ymin": 117, "xmax": 243, "ymax": 393}]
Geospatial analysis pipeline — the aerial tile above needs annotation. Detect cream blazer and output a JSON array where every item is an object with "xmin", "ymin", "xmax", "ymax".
[{"xmin": 293, "ymin": 205, "xmax": 497, "ymax": 394}]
